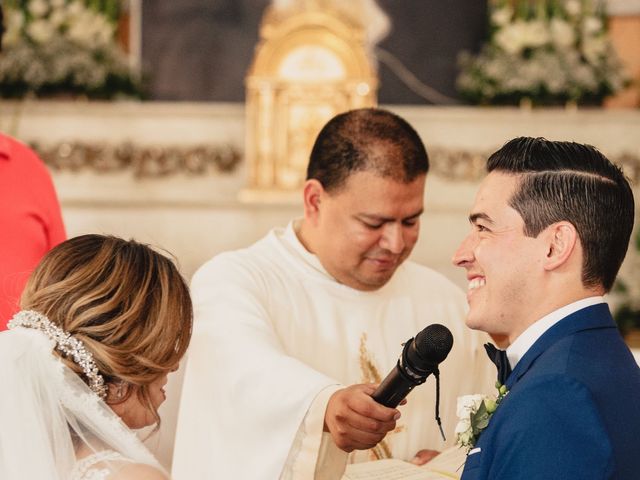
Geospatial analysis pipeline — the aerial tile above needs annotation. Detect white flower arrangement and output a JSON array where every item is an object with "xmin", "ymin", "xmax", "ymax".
[
  {"xmin": 0, "ymin": 0, "xmax": 141, "ymax": 99},
  {"xmin": 457, "ymin": 0, "xmax": 627, "ymax": 106},
  {"xmin": 455, "ymin": 383, "xmax": 508, "ymax": 452}
]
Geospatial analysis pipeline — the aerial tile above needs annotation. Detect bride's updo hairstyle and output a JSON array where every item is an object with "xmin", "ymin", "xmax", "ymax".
[{"xmin": 20, "ymin": 234, "xmax": 193, "ymax": 425}]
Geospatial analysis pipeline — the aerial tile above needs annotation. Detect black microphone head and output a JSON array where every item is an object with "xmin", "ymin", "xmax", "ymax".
[{"xmin": 407, "ymin": 324, "xmax": 454, "ymax": 369}]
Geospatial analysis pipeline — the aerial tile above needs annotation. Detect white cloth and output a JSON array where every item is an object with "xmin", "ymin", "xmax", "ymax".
[
  {"xmin": 173, "ymin": 222, "xmax": 494, "ymax": 480},
  {"xmin": 506, "ymin": 296, "xmax": 605, "ymax": 369},
  {"xmin": 0, "ymin": 327, "xmax": 165, "ymax": 480}
]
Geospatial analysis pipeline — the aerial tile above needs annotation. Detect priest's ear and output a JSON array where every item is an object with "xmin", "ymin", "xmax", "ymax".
[
  {"xmin": 302, "ymin": 179, "xmax": 324, "ymax": 225},
  {"xmin": 542, "ymin": 221, "xmax": 579, "ymax": 272}
]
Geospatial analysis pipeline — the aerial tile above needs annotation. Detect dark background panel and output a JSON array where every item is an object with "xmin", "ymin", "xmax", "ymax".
[
  {"xmin": 141, "ymin": 0, "xmax": 488, "ymax": 104},
  {"xmin": 376, "ymin": 0, "xmax": 488, "ymax": 103}
]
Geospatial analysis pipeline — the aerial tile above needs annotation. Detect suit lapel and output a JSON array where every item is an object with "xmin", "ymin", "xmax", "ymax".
[{"xmin": 505, "ymin": 303, "xmax": 616, "ymax": 390}]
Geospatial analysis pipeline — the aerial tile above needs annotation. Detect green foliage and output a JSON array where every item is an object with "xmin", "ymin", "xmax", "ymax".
[{"xmin": 471, "ymin": 401, "xmax": 490, "ymax": 434}]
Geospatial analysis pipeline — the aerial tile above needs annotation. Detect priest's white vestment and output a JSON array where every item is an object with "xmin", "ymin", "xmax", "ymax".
[{"xmin": 172, "ymin": 223, "xmax": 493, "ymax": 479}]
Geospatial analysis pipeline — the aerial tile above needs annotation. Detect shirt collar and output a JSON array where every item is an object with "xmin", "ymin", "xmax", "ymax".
[{"xmin": 506, "ymin": 296, "xmax": 605, "ymax": 369}]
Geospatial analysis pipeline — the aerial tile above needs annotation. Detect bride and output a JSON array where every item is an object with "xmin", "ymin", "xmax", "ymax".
[{"xmin": 0, "ymin": 234, "xmax": 193, "ymax": 479}]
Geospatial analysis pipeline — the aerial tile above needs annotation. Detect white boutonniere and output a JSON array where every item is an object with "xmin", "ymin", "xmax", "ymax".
[{"xmin": 455, "ymin": 382, "xmax": 508, "ymax": 452}]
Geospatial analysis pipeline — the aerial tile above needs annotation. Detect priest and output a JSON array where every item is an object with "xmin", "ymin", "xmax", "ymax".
[{"xmin": 173, "ymin": 108, "xmax": 493, "ymax": 479}]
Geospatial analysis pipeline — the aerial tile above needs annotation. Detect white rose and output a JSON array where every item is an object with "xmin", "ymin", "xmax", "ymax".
[
  {"xmin": 93, "ymin": 16, "xmax": 116, "ymax": 47},
  {"xmin": 491, "ymin": 7, "xmax": 513, "ymax": 27},
  {"xmin": 456, "ymin": 394, "xmax": 485, "ymax": 418},
  {"xmin": 67, "ymin": 9, "xmax": 114, "ymax": 47},
  {"xmin": 565, "ymin": 0, "xmax": 582, "ymax": 17},
  {"xmin": 26, "ymin": 19, "xmax": 56, "ymax": 44},
  {"xmin": 550, "ymin": 18, "xmax": 574, "ymax": 48},
  {"xmin": 66, "ymin": 1, "xmax": 85, "ymax": 18},
  {"xmin": 523, "ymin": 20, "xmax": 550, "ymax": 49},
  {"xmin": 495, "ymin": 19, "xmax": 550, "ymax": 55},
  {"xmin": 69, "ymin": 12, "xmax": 95, "ymax": 45},
  {"xmin": 28, "ymin": 0, "xmax": 49, "ymax": 18},
  {"xmin": 583, "ymin": 17, "xmax": 603, "ymax": 36},
  {"xmin": 49, "ymin": 8, "xmax": 67, "ymax": 29},
  {"xmin": 495, "ymin": 23, "xmax": 525, "ymax": 55}
]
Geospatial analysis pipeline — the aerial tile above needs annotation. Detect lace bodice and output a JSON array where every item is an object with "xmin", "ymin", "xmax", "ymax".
[{"xmin": 70, "ymin": 451, "xmax": 133, "ymax": 480}]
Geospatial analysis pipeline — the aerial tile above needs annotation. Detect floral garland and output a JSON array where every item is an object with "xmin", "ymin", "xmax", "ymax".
[
  {"xmin": 0, "ymin": 0, "xmax": 141, "ymax": 99},
  {"xmin": 455, "ymin": 381, "xmax": 509, "ymax": 452},
  {"xmin": 457, "ymin": 0, "xmax": 627, "ymax": 106}
]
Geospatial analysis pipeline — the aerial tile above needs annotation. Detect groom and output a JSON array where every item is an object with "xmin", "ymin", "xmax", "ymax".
[{"xmin": 453, "ymin": 137, "xmax": 640, "ymax": 479}]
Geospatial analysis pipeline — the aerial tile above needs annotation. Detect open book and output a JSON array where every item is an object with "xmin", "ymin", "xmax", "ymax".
[{"xmin": 342, "ymin": 446, "xmax": 466, "ymax": 480}]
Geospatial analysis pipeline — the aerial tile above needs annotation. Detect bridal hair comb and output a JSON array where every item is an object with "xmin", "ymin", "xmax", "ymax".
[{"xmin": 8, "ymin": 310, "xmax": 108, "ymax": 399}]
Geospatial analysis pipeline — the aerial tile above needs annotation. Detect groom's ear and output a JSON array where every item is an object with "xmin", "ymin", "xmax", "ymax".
[{"xmin": 542, "ymin": 221, "xmax": 578, "ymax": 272}]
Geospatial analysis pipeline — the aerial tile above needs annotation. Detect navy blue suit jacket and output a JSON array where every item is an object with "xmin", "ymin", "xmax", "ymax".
[{"xmin": 461, "ymin": 304, "xmax": 640, "ymax": 480}]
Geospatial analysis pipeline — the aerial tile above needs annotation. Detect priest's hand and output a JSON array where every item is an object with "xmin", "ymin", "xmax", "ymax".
[{"xmin": 324, "ymin": 383, "xmax": 400, "ymax": 453}]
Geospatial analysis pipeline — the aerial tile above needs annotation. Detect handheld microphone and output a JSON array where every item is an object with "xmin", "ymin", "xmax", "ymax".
[{"xmin": 372, "ymin": 324, "xmax": 453, "ymax": 408}]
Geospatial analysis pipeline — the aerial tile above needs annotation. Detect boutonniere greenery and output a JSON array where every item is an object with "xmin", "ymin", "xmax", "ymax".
[{"xmin": 455, "ymin": 382, "xmax": 509, "ymax": 452}]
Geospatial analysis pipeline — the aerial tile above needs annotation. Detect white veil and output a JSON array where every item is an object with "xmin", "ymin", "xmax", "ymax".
[{"xmin": 0, "ymin": 326, "xmax": 165, "ymax": 479}]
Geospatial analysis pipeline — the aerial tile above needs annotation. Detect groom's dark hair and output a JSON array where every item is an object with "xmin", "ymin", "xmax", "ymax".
[{"xmin": 487, "ymin": 136, "xmax": 634, "ymax": 292}]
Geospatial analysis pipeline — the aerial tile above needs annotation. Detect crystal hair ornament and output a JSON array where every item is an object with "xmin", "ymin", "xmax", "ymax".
[{"xmin": 8, "ymin": 310, "xmax": 108, "ymax": 399}]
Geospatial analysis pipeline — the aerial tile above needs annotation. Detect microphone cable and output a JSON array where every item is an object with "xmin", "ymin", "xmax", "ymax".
[{"xmin": 435, "ymin": 369, "xmax": 446, "ymax": 441}]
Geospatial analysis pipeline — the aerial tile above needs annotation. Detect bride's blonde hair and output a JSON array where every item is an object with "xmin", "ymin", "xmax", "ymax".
[{"xmin": 20, "ymin": 234, "xmax": 193, "ymax": 425}]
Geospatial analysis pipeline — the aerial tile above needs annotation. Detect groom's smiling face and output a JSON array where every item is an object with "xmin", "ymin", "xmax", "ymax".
[{"xmin": 452, "ymin": 172, "xmax": 547, "ymax": 341}]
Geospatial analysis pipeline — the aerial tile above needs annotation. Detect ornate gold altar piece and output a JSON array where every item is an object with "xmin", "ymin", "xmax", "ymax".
[{"xmin": 243, "ymin": 2, "xmax": 378, "ymax": 201}]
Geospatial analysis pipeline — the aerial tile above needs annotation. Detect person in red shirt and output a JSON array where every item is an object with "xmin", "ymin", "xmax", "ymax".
[
  {"xmin": 0, "ymin": 133, "xmax": 66, "ymax": 329},
  {"xmin": 0, "ymin": 5, "xmax": 66, "ymax": 328}
]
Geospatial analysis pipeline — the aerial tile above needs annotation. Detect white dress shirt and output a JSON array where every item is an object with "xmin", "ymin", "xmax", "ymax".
[{"xmin": 506, "ymin": 296, "xmax": 605, "ymax": 370}]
